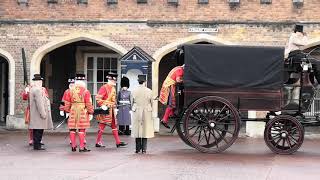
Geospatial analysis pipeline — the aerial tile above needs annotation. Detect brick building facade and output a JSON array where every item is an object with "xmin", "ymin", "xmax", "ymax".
[{"xmin": 1, "ymin": 0, "xmax": 320, "ymax": 130}]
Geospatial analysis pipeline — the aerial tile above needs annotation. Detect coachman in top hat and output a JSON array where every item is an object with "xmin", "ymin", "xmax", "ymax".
[{"xmin": 95, "ymin": 72, "xmax": 127, "ymax": 148}]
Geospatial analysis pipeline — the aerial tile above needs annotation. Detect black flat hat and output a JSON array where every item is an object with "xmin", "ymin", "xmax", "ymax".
[
  {"xmin": 107, "ymin": 71, "xmax": 118, "ymax": 78},
  {"xmin": 75, "ymin": 73, "xmax": 86, "ymax": 80},
  {"xmin": 138, "ymin": 75, "xmax": 146, "ymax": 82},
  {"xmin": 32, "ymin": 74, "xmax": 44, "ymax": 81},
  {"xmin": 68, "ymin": 74, "xmax": 75, "ymax": 83}
]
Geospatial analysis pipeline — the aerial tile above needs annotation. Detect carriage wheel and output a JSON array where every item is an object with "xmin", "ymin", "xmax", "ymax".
[
  {"xmin": 264, "ymin": 115, "xmax": 304, "ymax": 154},
  {"xmin": 176, "ymin": 116, "xmax": 193, "ymax": 147},
  {"xmin": 183, "ymin": 96, "xmax": 241, "ymax": 153}
]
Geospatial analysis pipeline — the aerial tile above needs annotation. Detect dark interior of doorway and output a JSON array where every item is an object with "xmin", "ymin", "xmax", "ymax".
[
  {"xmin": 41, "ymin": 44, "xmax": 77, "ymax": 122},
  {"xmin": 0, "ymin": 56, "xmax": 8, "ymax": 124}
]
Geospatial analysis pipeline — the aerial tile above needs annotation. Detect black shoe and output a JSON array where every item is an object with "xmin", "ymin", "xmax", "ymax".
[
  {"xmin": 71, "ymin": 147, "xmax": 77, "ymax": 152},
  {"xmin": 135, "ymin": 150, "xmax": 140, "ymax": 153},
  {"xmin": 95, "ymin": 144, "xmax": 105, "ymax": 148},
  {"xmin": 116, "ymin": 142, "xmax": 127, "ymax": 148},
  {"xmin": 79, "ymin": 147, "xmax": 91, "ymax": 152},
  {"xmin": 34, "ymin": 147, "xmax": 46, "ymax": 150},
  {"xmin": 160, "ymin": 120, "xmax": 171, "ymax": 129},
  {"xmin": 40, "ymin": 143, "xmax": 45, "ymax": 146},
  {"xmin": 29, "ymin": 143, "xmax": 33, "ymax": 146},
  {"xmin": 142, "ymin": 150, "xmax": 146, "ymax": 154}
]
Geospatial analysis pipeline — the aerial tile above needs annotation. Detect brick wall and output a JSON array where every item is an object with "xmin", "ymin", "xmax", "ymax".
[
  {"xmin": 0, "ymin": 22, "xmax": 319, "ymax": 115},
  {"xmin": 0, "ymin": 0, "xmax": 319, "ymax": 22}
]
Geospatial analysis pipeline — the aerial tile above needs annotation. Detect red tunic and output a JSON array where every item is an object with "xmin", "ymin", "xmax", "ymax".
[
  {"xmin": 64, "ymin": 85, "xmax": 94, "ymax": 129},
  {"xmin": 59, "ymin": 89, "xmax": 70, "ymax": 111},
  {"xmin": 95, "ymin": 83, "xmax": 117, "ymax": 124},
  {"xmin": 159, "ymin": 66, "xmax": 184, "ymax": 108}
]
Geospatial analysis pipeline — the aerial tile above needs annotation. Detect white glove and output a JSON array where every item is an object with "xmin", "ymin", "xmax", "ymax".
[
  {"xmin": 59, "ymin": 111, "xmax": 64, "ymax": 117},
  {"xmin": 89, "ymin": 115, "xmax": 93, "ymax": 121},
  {"xmin": 25, "ymin": 87, "xmax": 30, "ymax": 93},
  {"xmin": 101, "ymin": 105, "xmax": 108, "ymax": 111},
  {"xmin": 129, "ymin": 110, "xmax": 132, "ymax": 114},
  {"xmin": 66, "ymin": 113, "xmax": 69, "ymax": 118}
]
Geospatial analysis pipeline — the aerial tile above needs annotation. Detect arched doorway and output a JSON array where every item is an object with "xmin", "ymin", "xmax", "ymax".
[
  {"xmin": 38, "ymin": 40, "xmax": 125, "ymax": 121},
  {"xmin": 157, "ymin": 42, "xmax": 213, "ymax": 121},
  {"xmin": 0, "ymin": 56, "xmax": 9, "ymax": 123}
]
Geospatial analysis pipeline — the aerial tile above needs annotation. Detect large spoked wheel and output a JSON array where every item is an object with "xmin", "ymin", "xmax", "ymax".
[
  {"xmin": 183, "ymin": 96, "xmax": 241, "ymax": 153},
  {"xmin": 176, "ymin": 117, "xmax": 193, "ymax": 147},
  {"xmin": 264, "ymin": 115, "xmax": 304, "ymax": 155}
]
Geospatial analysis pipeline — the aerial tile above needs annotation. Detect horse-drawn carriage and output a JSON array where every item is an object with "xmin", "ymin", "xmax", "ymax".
[{"xmin": 174, "ymin": 44, "xmax": 320, "ymax": 154}]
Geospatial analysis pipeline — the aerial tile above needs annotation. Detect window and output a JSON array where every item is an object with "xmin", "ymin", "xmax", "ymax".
[
  {"xmin": 168, "ymin": 0, "xmax": 178, "ymax": 5},
  {"xmin": 107, "ymin": 0, "xmax": 118, "ymax": 5},
  {"xmin": 137, "ymin": 0, "xmax": 148, "ymax": 3},
  {"xmin": 17, "ymin": 0, "xmax": 28, "ymax": 5},
  {"xmin": 77, "ymin": 0, "xmax": 88, "ymax": 4},
  {"xmin": 47, "ymin": 0, "xmax": 58, "ymax": 3},
  {"xmin": 85, "ymin": 54, "xmax": 119, "ymax": 96},
  {"xmin": 198, "ymin": 0, "xmax": 209, "ymax": 4},
  {"xmin": 260, "ymin": 0, "xmax": 271, "ymax": 4}
]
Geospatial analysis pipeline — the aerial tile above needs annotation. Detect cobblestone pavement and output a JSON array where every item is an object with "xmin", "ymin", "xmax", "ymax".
[{"xmin": 0, "ymin": 131, "xmax": 320, "ymax": 180}]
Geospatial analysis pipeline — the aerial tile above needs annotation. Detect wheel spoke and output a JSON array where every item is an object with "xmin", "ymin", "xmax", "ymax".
[
  {"xmin": 190, "ymin": 126, "xmax": 200, "ymax": 138},
  {"xmin": 214, "ymin": 129, "xmax": 229, "ymax": 144},
  {"xmin": 286, "ymin": 138, "xmax": 292, "ymax": 149},
  {"xmin": 288, "ymin": 134, "xmax": 299, "ymax": 144},
  {"xmin": 275, "ymin": 138, "xmax": 282, "ymax": 145},
  {"xmin": 213, "ymin": 105, "xmax": 227, "ymax": 121},
  {"xmin": 209, "ymin": 129, "xmax": 219, "ymax": 149},
  {"xmin": 216, "ymin": 113, "xmax": 232, "ymax": 122},
  {"xmin": 282, "ymin": 138, "xmax": 285, "ymax": 147}
]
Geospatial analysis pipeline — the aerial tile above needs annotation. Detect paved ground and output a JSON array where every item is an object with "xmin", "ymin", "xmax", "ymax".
[{"xmin": 0, "ymin": 130, "xmax": 320, "ymax": 180}]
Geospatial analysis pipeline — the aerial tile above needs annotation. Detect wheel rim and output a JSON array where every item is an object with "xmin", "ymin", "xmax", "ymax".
[
  {"xmin": 264, "ymin": 115, "xmax": 304, "ymax": 154},
  {"xmin": 184, "ymin": 96, "xmax": 240, "ymax": 153}
]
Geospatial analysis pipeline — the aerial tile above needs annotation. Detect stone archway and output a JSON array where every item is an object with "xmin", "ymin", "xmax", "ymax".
[
  {"xmin": 30, "ymin": 33, "xmax": 127, "ymax": 80},
  {"xmin": 151, "ymin": 34, "xmax": 234, "ymax": 131},
  {"xmin": 0, "ymin": 49, "xmax": 15, "ymax": 117}
]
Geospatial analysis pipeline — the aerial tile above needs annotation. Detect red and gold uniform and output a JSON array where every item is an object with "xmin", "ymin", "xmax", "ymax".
[
  {"xmin": 64, "ymin": 84, "xmax": 94, "ymax": 151},
  {"xmin": 159, "ymin": 66, "xmax": 184, "ymax": 124},
  {"xmin": 59, "ymin": 89, "xmax": 70, "ymax": 112},
  {"xmin": 95, "ymin": 83, "xmax": 123, "ymax": 146}
]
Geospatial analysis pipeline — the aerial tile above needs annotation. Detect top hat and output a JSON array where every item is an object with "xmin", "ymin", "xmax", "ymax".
[
  {"xmin": 32, "ymin": 74, "xmax": 44, "ymax": 81},
  {"xmin": 121, "ymin": 76, "xmax": 130, "ymax": 88},
  {"xmin": 75, "ymin": 73, "xmax": 86, "ymax": 80},
  {"xmin": 106, "ymin": 71, "xmax": 118, "ymax": 80},
  {"xmin": 294, "ymin": 24, "xmax": 304, "ymax": 33},
  {"xmin": 68, "ymin": 74, "xmax": 75, "ymax": 83},
  {"xmin": 138, "ymin": 75, "xmax": 146, "ymax": 82}
]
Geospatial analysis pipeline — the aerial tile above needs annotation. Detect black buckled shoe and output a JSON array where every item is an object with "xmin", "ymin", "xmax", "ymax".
[
  {"xmin": 79, "ymin": 147, "xmax": 91, "ymax": 152},
  {"xmin": 95, "ymin": 143, "xmax": 106, "ymax": 148},
  {"xmin": 71, "ymin": 147, "xmax": 77, "ymax": 152},
  {"xmin": 116, "ymin": 142, "xmax": 128, "ymax": 148},
  {"xmin": 160, "ymin": 120, "xmax": 171, "ymax": 129},
  {"xmin": 34, "ymin": 147, "xmax": 46, "ymax": 150}
]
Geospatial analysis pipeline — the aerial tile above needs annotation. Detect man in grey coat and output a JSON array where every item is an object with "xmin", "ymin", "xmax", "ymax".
[
  {"xmin": 29, "ymin": 74, "xmax": 53, "ymax": 150},
  {"xmin": 131, "ymin": 75, "xmax": 154, "ymax": 154}
]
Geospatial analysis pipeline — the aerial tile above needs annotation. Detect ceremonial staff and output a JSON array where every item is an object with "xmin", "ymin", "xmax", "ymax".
[{"xmin": 22, "ymin": 48, "xmax": 29, "ymax": 86}]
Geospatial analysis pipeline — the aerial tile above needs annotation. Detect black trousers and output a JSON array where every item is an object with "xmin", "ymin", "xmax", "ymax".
[
  {"xmin": 33, "ymin": 129, "xmax": 44, "ymax": 149},
  {"xmin": 119, "ymin": 125, "xmax": 130, "ymax": 135},
  {"xmin": 135, "ymin": 138, "xmax": 147, "ymax": 152}
]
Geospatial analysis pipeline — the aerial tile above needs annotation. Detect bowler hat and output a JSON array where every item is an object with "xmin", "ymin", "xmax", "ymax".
[
  {"xmin": 68, "ymin": 74, "xmax": 75, "ymax": 83},
  {"xmin": 32, "ymin": 74, "xmax": 44, "ymax": 81}
]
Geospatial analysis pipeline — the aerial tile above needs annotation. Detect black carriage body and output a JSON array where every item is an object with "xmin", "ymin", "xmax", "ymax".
[{"xmin": 182, "ymin": 44, "xmax": 285, "ymax": 111}]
